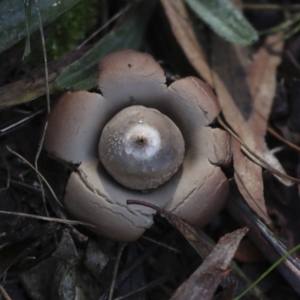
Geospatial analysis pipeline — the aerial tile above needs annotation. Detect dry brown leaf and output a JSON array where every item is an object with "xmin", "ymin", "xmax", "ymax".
[
  {"xmin": 231, "ymin": 138, "xmax": 269, "ymax": 223},
  {"xmin": 221, "ymin": 282, "xmax": 238, "ymax": 300},
  {"xmin": 212, "ymin": 31, "xmax": 286, "ymax": 225},
  {"xmin": 248, "ymin": 32, "xmax": 292, "ymax": 186},
  {"xmin": 0, "ymin": 48, "xmax": 86, "ymax": 107},
  {"xmin": 234, "ymin": 238, "xmax": 264, "ymax": 263},
  {"xmin": 127, "ymin": 199, "xmax": 214, "ymax": 258},
  {"xmin": 160, "ymin": 0, "xmax": 213, "ymax": 86},
  {"xmin": 170, "ymin": 228, "xmax": 248, "ymax": 300},
  {"xmin": 218, "ymin": 116, "xmax": 298, "ymax": 184},
  {"xmin": 126, "ymin": 200, "xmax": 265, "ymax": 299},
  {"xmin": 227, "ymin": 194, "xmax": 300, "ymax": 296}
]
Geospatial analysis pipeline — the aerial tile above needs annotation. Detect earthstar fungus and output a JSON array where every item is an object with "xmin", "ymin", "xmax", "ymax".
[{"xmin": 44, "ymin": 50, "xmax": 231, "ymax": 242}]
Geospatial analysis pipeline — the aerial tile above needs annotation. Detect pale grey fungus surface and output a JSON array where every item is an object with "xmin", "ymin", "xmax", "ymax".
[{"xmin": 99, "ymin": 105, "xmax": 185, "ymax": 190}]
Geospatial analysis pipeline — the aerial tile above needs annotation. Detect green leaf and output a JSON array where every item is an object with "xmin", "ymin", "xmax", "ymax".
[
  {"xmin": 23, "ymin": 0, "xmax": 32, "ymax": 59},
  {"xmin": 55, "ymin": 0, "xmax": 157, "ymax": 90},
  {"xmin": 184, "ymin": 0, "xmax": 258, "ymax": 45},
  {"xmin": 0, "ymin": 0, "xmax": 80, "ymax": 54}
]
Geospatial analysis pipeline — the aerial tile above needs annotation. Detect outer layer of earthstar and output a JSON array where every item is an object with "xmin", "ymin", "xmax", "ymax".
[{"xmin": 43, "ymin": 49, "xmax": 231, "ymax": 242}]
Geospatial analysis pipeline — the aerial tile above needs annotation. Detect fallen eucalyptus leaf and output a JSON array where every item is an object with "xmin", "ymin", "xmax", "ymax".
[
  {"xmin": 170, "ymin": 228, "xmax": 247, "ymax": 300},
  {"xmin": 160, "ymin": 0, "xmax": 213, "ymax": 86},
  {"xmin": 212, "ymin": 31, "xmax": 287, "ymax": 225},
  {"xmin": 184, "ymin": 0, "xmax": 258, "ymax": 45}
]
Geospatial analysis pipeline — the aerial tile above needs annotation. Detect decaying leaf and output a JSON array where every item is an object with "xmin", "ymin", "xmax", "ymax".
[
  {"xmin": 228, "ymin": 190, "xmax": 300, "ymax": 297},
  {"xmin": 231, "ymin": 138, "xmax": 270, "ymax": 224},
  {"xmin": 20, "ymin": 229, "xmax": 103, "ymax": 300},
  {"xmin": 127, "ymin": 200, "xmax": 263, "ymax": 298},
  {"xmin": 2, "ymin": 1, "xmax": 300, "ymax": 299},
  {"xmin": 247, "ymin": 32, "xmax": 293, "ymax": 186},
  {"xmin": 212, "ymin": 31, "xmax": 287, "ymax": 225},
  {"xmin": 0, "ymin": 48, "xmax": 83, "ymax": 107},
  {"xmin": 160, "ymin": 0, "xmax": 213, "ymax": 86},
  {"xmin": 127, "ymin": 199, "xmax": 214, "ymax": 258},
  {"xmin": 170, "ymin": 228, "xmax": 248, "ymax": 300}
]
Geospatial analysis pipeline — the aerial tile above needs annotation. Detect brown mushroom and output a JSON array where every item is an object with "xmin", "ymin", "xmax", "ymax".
[{"xmin": 44, "ymin": 50, "xmax": 231, "ymax": 242}]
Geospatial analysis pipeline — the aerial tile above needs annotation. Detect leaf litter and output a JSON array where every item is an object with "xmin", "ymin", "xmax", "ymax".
[
  {"xmin": 1, "ymin": 0, "xmax": 300, "ymax": 299},
  {"xmin": 212, "ymin": 30, "xmax": 289, "ymax": 225}
]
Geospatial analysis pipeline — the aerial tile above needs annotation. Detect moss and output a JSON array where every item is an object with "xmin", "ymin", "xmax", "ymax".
[{"xmin": 34, "ymin": 0, "xmax": 98, "ymax": 62}]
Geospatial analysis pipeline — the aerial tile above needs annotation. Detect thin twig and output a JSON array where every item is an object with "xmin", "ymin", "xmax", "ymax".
[
  {"xmin": 34, "ymin": 0, "xmax": 50, "ymax": 113},
  {"xmin": 0, "ymin": 177, "xmax": 41, "ymax": 193},
  {"xmin": 34, "ymin": 122, "xmax": 58, "ymax": 245},
  {"xmin": 6, "ymin": 146, "xmax": 64, "ymax": 207},
  {"xmin": 234, "ymin": 243, "xmax": 300, "ymax": 300},
  {"xmin": 77, "ymin": 4, "xmax": 131, "ymax": 49},
  {"xmin": 217, "ymin": 116, "xmax": 299, "ymax": 184},
  {"xmin": 286, "ymin": 50, "xmax": 300, "ymax": 68},
  {"xmin": 243, "ymin": 4, "xmax": 300, "ymax": 11},
  {"xmin": 141, "ymin": 236, "xmax": 181, "ymax": 253},
  {"xmin": 35, "ymin": 122, "xmax": 49, "ymax": 216},
  {"xmin": 114, "ymin": 276, "xmax": 169, "ymax": 300},
  {"xmin": 0, "ymin": 284, "xmax": 12, "ymax": 300},
  {"xmin": 259, "ymin": 13, "xmax": 300, "ymax": 35},
  {"xmin": 108, "ymin": 243, "xmax": 127, "ymax": 300},
  {"xmin": 0, "ymin": 155, "xmax": 10, "ymax": 191},
  {"xmin": 267, "ymin": 126, "xmax": 300, "ymax": 153},
  {"xmin": 0, "ymin": 109, "xmax": 44, "ymax": 135},
  {"xmin": 0, "ymin": 210, "xmax": 97, "ymax": 228}
]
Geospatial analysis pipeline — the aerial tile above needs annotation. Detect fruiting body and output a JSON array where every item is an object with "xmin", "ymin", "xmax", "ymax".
[
  {"xmin": 99, "ymin": 105, "xmax": 185, "ymax": 190},
  {"xmin": 44, "ymin": 50, "xmax": 231, "ymax": 242}
]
